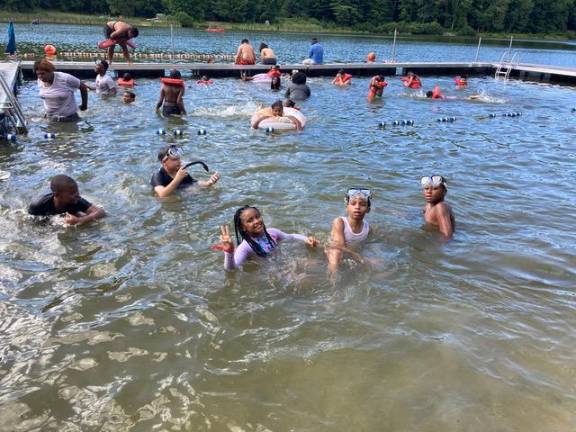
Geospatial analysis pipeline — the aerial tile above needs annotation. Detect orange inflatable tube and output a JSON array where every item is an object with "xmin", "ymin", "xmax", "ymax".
[
  {"xmin": 160, "ymin": 78, "xmax": 185, "ymax": 87},
  {"xmin": 98, "ymin": 38, "xmax": 137, "ymax": 49}
]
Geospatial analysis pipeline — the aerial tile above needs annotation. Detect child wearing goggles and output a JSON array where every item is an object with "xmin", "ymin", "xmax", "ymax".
[
  {"xmin": 421, "ymin": 175, "xmax": 454, "ymax": 239},
  {"xmin": 151, "ymin": 145, "xmax": 220, "ymax": 197},
  {"xmin": 327, "ymin": 188, "xmax": 371, "ymax": 275}
]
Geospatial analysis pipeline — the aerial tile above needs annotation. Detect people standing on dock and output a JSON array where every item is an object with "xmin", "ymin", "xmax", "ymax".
[
  {"xmin": 421, "ymin": 175, "xmax": 454, "ymax": 239},
  {"xmin": 34, "ymin": 59, "xmax": 88, "ymax": 122},
  {"xmin": 303, "ymin": 38, "xmax": 324, "ymax": 65},
  {"xmin": 103, "ymin": 20, "xmax": 139, "ymax": 64},
  {"xmin": 156, "ymin": 70, "xmax": 186, "ymax": 116},
  {"xmin": 151, "ymin": 145, "xmax": 220, "ymax": 197},
  {"xmin": 259, "ymin": 43, "xmax": 277, "ymax": 65},
  {"xmin": 235, "ymin": 39, "xmax": 256, "ymax": 65},
  {"xmin": 28, "ymin": 175, "xmax": 106, "ymax": 225},
  {"xmin": 285, "ymin": 72, "xmax": 311, "ymax": 101},
  {"xmin": 86, "ymin": 60, "xmax": 116, "ymax": 97}
]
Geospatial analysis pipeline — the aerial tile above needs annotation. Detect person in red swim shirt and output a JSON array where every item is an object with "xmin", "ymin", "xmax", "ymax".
[
  {"xmin": 368, "ymin": 75, "xmax": 387, "ymax": 101},
  {"xmin": 426, "ymin": 85, "xmax": 445, "ymax": 99},
  {"xmin": 402, "ymin": 72, "xmax": 422, "ymax": 89}
]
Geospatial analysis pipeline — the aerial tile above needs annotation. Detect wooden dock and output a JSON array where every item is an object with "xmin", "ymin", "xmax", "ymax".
[{"xmin": 17, "ymin": 60, "xmax": 576, "ymax": 85}]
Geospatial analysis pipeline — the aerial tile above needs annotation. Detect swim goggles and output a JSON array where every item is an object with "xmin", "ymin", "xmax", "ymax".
[
  {"xmin": 421, "ymin": 175, "xmax": 447, "ymax": 189},
  {"xmin": 346, "ymin": 188, "xmax": 371, "ymax": 200},
  {"xmin": 162, "ymin": 145, "xmax": 183, "ymax": 161}
]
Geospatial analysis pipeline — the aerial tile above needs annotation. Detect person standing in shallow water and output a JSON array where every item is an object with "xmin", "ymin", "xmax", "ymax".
[
  {"xmin": 34, "ymin": 59, "xmax": 88, "ymax": 122},
  {"xmin": 421, "ymin": 175, "xmax": 455, "ymax": 239}
]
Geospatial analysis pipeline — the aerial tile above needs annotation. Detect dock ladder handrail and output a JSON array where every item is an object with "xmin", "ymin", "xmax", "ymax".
[
  {"xmin": 495, "ymin": 50, "xmax": 520, "ymax": 81},
  {"xmin": 0, "ymin": 65, "xmax": 27, "ymax": 134}
]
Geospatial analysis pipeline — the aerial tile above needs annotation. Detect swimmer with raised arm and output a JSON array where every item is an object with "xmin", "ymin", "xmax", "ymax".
[
  {"xmin": 327, "ymin": 188, "xmax": 371, "ymax": 275},
  {"xmin": 251, "ymin": 100, "xmax": 303, "ymax": 130},
  {"xmin": 215, "ymin": 206, "xmax": 318, "ymax": 270},
  {"xmin": 421, "ymin": 175, "xmax": 455, "ymax": 239}
]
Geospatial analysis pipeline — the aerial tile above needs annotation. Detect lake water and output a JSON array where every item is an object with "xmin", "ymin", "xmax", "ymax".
[
  {"xmin": 1, "ymin": 26, "xmax": 576, "ymax": 432},
  {"xmin": 3, "ymin": 23, "xmax": 576, "ymax": 66}
]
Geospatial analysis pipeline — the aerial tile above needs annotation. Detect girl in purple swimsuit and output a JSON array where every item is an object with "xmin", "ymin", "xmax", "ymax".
[{"xmin": 214, "ymin": 206, "xmax": 318, "ymax": 270}]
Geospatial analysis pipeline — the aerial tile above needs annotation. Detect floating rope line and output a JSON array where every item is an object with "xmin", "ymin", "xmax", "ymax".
[{"xmin": 19, "ymin": 52, "xmax": 235, "ymax": 62}]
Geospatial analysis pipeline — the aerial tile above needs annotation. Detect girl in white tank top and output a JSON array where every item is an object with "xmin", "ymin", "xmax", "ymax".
[{"xmin": 327, "ymin": 188, "xmax": 371, "ymax": 275}]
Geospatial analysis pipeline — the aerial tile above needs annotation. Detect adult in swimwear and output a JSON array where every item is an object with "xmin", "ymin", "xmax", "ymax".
[
  {"xmin": 151, "ymin": 145, "xmax": 220, "ymax": 198},
  {"xmin": 235, "ymin": 39, "xmax": 256, "ymax": 65},
  {"xmin": 368, "ymin": 75, "xmax": 387, "ymax": 101},
  {"xmin": 332, "ymin": 69, "xmax": 352, "ymax": 86},
  {"xmin": 104, "ymin": 20, "xmax": 139, "ymax": 64},
  {"xmin": 421, "ymin": 175, "xmax": 455, "ymax": 239},
  {"xmin": 251, "ymin": 100, "xmax": 303, "ymax": 130},
  {"xmin": 34, "ymin": 59, "xmax": 88, "ymax": 122},
  {"xmin": 156, "ymin": 69, "xmax": 186, "ymax": 116},
  {"xmin": 402, "ymin": 72, "xmax": 422, "ymax": 89},
  {"xmin": 28, "ymin": 175, "xmax": 106, "ymax": 225},
  {"xmin": 259, "ymin": 42, "xmax": 277, "ymax": 65},
  {"xmin": 215, "ymin": 205, "xmax": 318, "ymax": 270},
  {"xmin": 327, "ymin": 188, "xmax": 371, "ymax": 275}
]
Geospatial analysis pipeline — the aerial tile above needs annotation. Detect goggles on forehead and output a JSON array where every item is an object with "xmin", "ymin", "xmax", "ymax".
[
  {"xmin": 162, "ymin": 146, "xmax": 183, "ymax": 161},
  {"xmin": 421, "ymin": 175, "xmax": 447, "ymax": 189},
  {"xmin": 346, "ymin": 188, "xmax": 371, "ymax": 200}
]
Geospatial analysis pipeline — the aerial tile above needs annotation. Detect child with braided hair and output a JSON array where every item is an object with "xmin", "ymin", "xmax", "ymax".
[{"xmin": 214, "ymin": 206, "xmax": 318, "ymax": 270}]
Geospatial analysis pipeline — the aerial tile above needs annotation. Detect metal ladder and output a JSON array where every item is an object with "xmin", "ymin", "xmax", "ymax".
[
  {"xmin": 495, "ymin": 50, "xmax": 520, "ymax": 81},
  {"xmin": 0, "ymin": 66, "xmax": 27, "ymax": 134}
]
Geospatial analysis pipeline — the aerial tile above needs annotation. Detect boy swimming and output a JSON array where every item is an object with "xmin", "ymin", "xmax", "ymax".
[{"xmin": 421, "ymin": 175, "xmax": 455, "ymax": 239}]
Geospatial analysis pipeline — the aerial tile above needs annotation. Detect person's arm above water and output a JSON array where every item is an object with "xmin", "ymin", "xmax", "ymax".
[
  {"xmin": 434, "ymin": 203, "xmax": 454, "ymax": 240},
  {"xmin": 156, "ymin": 87, "xmax": 165, "ymax": 112},
  {"xmin": 217, "ymin": 225, "xmax": 253, "ymax": 270},
  {"xmin": 153, "ymin": 167, "xmax": 189, "ymax": 198},
  {"xmin": 79, "ymin": 82, "xmax": 88, "ymax": 111},
  {"xmin": 64, "ymin": 204, "xmax": 106, "ymax": 225},
  {"xmin": 267, "ymin": 228, "xmax": 318, "ymax": 247},
  {"xmin": 326, "ymin": 217, "xmax": 345, "ymax": 275},
  {"xmin": 198, "ymin": 172, "xmax": 220, "ymax": 188}
]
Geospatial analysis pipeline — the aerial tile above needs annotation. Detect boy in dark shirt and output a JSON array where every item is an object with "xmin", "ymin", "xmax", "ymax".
[
  {"xmin": 28, "ymin": 175, "xmax": 106, "ymax": 225},
  {"xmin": 151, "ymin": 145, "xmax": 220, "ymax": 198}
]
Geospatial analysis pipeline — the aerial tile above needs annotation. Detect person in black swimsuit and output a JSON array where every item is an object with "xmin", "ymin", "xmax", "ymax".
[{"xmin": 28, "ymin": 175, "xmax": 106, "ymax": 225}]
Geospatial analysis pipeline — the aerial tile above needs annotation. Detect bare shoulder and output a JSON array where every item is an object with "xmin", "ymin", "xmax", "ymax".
[{"xmin": 332, "ymin": 216, "xmax": 345, "ymax": 230}]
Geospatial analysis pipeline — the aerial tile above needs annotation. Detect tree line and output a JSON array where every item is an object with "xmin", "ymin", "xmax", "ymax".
[{"xmin": 4, "ymin": 0, "xmax": 576, "ymax": 34}]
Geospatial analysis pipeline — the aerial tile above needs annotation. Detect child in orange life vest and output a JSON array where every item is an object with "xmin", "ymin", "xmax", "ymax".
[
  {"xmin": 426, "ymin": 85, "xmax": 445, "ymax": 100},
  {"xmin": 197, "ymin": 75, "xmax": 213, "ymax": 85},
  {"xmin": 117, "ymin": 72, "xmax": 134, "ymax": 88},
  {"xmin": 267, "ymin": 65, "xmax": 282, "ymax": 79},
  {"xmin": 401, "ymin": 71, "xmax": 422, "ymax": 89},
  {"xmin": 332, "ymin": 69, "xmax": 352, "ymax": 86},
  {"xmin": 454, "ymin": 75, "xmax": 468, "ymax": 89},
  {"xmin": 368, "ymin": 75, "xmax": 387, "ymax": 101}
]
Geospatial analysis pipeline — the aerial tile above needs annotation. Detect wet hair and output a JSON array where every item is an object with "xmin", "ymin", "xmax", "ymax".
[
  {"xmin": 271, "ymin": 76, "xmax": 281, "ymax": 90},
  {"xmin": 426, "ymin": 91, "xmax": 433, "ymax": 98},
  {"xmin": 124, "ymin": 91, "xmax": 135, "ymax": 100},
  {"xmin": 338, "ymin": 69, "xmax": 345, "ymax": 75},
  {"xmin": 233, "ymin": 206, "xmax": 276, "ymax": 257},
  {"xmin": 311, "ymin": 38, "xmax": 318, "ymax": 43},
  {"xmin": 259, "ymin": 42, "xmax": 268, "ymax": 52},
  {"xmin": 291, "ymin": 72, "xmax": 307, "ymax": 85},
  {"xmin": 123, "ymin": 72, "xmax": 132, "ymax": 80},
  {"xmin": 200, "ymin": 75, "xmax": 209, "ymax": 81},
  {"xmin": 50, "ymin": 175, "xmax": 77, "ymax": 193},
  {"xmin": 157, "ymin": 145, "xmax": 179, "ymax": 162},
  {"xmin": 169, "ymin": 69, "xmax": 182, "ymax": 79},
  {"xmin": 129, "ymin": 27, "xmax": 139, "ymax": 38},
  {"xmin": 271, "ymin": 100, "xmax": 283, "ymax": 110},
  {"xmin": 98, "ymin": 59, "xmax": 109, "ymax": 71},
  {"xmin": 33, "ymin": 58, "xmax": 55, "ymax": 73},
  {"xmin": 283, "ymin": 99, "xmax": 296, "ymax": 108},
  {"xmin": 241, "ymin": 39, "xmax": 249, "ymax": 44}
]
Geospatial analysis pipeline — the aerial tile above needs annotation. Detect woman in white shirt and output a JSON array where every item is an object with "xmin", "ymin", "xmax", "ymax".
[{"xmin": 34, "ymin": 59, "xmax": 88, "ymax": 122}]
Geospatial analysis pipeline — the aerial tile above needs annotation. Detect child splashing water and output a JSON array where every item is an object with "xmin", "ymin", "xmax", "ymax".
[
  {"xmin": 215, "ymin": 206, "xmax": 318, "ymax": 270},
  {"xmin": 326, "ymin": 188, "xmax": 371, "ymax": 275}
]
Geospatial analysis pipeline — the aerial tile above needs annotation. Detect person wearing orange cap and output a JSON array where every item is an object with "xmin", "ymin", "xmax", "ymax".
[{"xmin": 366, "ymin": 52, "xmax": 376, "ymax": 63}]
